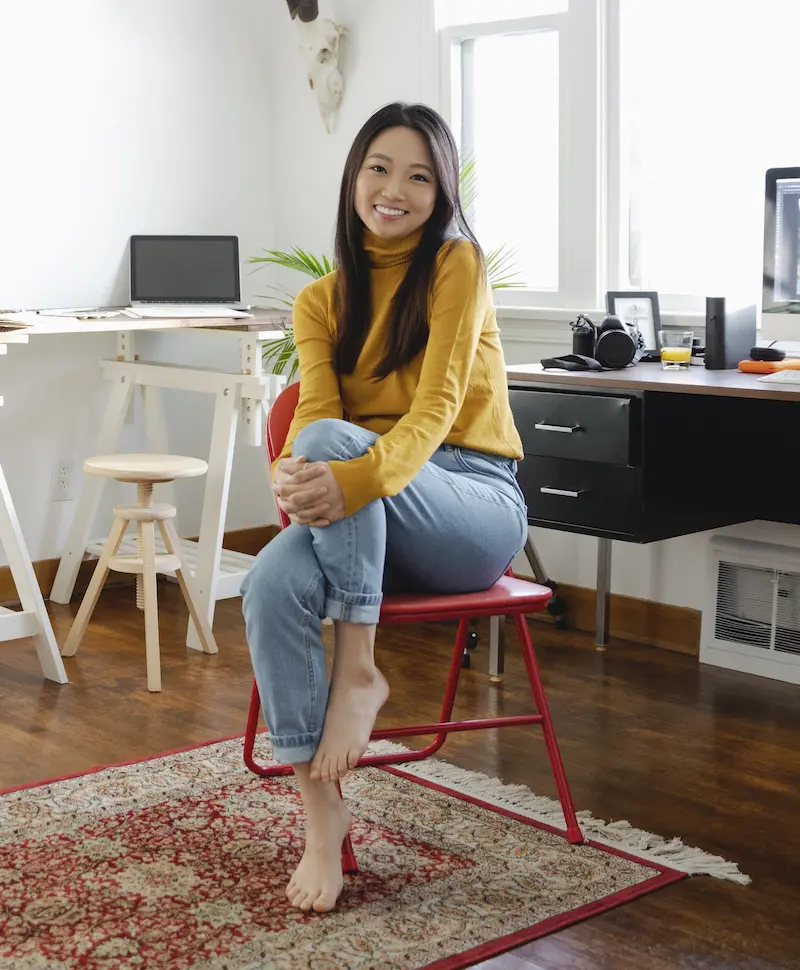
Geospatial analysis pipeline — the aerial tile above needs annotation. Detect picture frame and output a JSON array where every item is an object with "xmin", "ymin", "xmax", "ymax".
[{"xmin": 605, "ymin": 291, "xmax": 662, "ymax": 354}]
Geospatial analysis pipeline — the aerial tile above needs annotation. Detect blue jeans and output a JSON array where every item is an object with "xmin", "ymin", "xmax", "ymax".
[{"xmin": 241, "ymin": 418, "xmax": 528, "ymax": 765}]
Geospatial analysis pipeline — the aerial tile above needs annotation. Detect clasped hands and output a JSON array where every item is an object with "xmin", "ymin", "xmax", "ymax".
[{"xmin": 272, "ymin": 456, "xmax": 346, "ymax": 527}]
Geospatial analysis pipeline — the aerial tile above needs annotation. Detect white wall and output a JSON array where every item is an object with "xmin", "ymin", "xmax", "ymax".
[
  {"xmin": 258, "ymin": 0, "xmax": 800, "ymax": 612},
  {"xmin": 262, "ymin": 0, "xmax": 439, "ymax": 263},
  {"xmin": 0, "ymin": 0, "xmax": 276, "ymax": 563}
]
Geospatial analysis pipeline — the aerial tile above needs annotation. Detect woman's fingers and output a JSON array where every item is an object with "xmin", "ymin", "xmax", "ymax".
[
  {"xmin": 286, "ymin": 463, "xmax": 327, "ymax": 484},
  {"xmin": 274, "ymin": 484, "xmax": 328, "ymax": 506},
  {"xmin": 293, "ymin": 503, "xmax": 331, "ymax": 524},
  {"xmin": 288, "ymin": 512, "xmax": 331, "ymax": 528}
]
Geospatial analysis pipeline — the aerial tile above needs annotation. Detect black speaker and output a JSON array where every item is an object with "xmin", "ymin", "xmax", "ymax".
[{"xmin": 704, "ymin": 298, "xmax": 757, "ymax": 370}]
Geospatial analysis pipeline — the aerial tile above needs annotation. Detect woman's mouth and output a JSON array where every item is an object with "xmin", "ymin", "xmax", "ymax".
[{"xmin": 374, "ymin": 204, "xmax": 407, "ymax": 219}]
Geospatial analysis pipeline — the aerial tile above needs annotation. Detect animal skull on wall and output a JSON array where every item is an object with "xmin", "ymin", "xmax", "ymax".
[{"xmin": 284, "ymin": 0, "xmax": 346, "ymax": 134}]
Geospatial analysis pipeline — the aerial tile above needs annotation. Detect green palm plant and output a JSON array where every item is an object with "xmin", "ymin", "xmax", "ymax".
[{"xmin": 248, "ymin": 158, "xmax": 522, "ymax": 377}]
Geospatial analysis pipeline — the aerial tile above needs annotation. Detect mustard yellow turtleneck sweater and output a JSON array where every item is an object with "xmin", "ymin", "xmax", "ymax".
[{"xmin": 275, "ymin": 229, "xmax": 523, "ymax": 516}]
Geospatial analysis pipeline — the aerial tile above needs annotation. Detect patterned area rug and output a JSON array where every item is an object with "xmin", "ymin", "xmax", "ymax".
[{"xmin": 0, "ymin": 736, "xmax": 748, "ymax": 970}]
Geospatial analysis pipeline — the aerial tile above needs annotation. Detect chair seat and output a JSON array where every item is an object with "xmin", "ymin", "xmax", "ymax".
[
  {"xmin": 83, "ymin": 453, "xmax": 208, "ymax": 482},
  {"xmin": 380, "ymin": 574, "xmax": 552, "ymax": 621}
]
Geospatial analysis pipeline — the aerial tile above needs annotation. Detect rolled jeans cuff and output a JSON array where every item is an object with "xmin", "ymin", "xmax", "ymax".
[
  {"xmin": 324, "ymin": 585, "xmax": 383, "ymax": 624},
  {"xmin": 270, "ymin": 730, "xmax": 322, "ymax": 765}
]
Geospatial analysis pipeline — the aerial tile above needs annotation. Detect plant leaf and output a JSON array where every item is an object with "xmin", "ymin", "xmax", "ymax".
[
  {"xmin": 486, "ymin": 243, "xmax": 524, "ymax": 289},
  {"xmin": 247, "ymin": 247, "xmax": 331, "ymax": 280},
  {"xmin": 459, "ymin": 154, "xmax": 478, "ymax": 213}
]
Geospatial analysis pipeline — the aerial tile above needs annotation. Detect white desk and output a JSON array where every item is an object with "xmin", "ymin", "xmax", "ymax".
[{"xmin": 0, "ymin": 309, "xmax": 287, "ymax": 680}]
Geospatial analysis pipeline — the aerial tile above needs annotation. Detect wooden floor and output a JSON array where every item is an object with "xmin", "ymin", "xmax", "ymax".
[{"xmin": 2, "ymin": 582, "xmax": 799, "ymax": 970}]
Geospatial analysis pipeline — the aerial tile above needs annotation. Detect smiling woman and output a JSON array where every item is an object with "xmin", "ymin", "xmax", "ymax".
[{"xmin": 241, "ymin": 101, "xmax": 527, "ymax": 916}]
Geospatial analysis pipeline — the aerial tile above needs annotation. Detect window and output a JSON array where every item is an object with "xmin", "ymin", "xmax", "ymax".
[
  {"xmin": 441, "ymin": 0, "xmax": 800, "ymax": 313},
  {"xmin": 465, "ymin": 29, "xmax": 560, "ymax": 291},
  {"xmin": 618, "ymin": 0, "xmax": 800, "ymax": 305},
  {"xmin": 440, "ymin": 0, "xmax": 600, "ymax": 308}
]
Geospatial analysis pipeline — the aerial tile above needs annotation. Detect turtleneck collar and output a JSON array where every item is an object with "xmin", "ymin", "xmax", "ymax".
[{"xmin": 363, "ymin": 228, "xmax": 423, "ymax": 268}]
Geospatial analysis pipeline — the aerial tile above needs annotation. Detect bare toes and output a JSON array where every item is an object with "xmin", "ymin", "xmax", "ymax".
[{"xmin": 313, "ymin": 891, "xmax": 338, "ymax": 913}]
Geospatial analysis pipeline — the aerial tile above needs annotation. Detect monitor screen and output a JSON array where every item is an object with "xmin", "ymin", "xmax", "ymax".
[
  {"xmin": 763, "ymin": 169, "xmax": 800, "ymax": 309},
  {"xmin": 129, "ymin": 235, "xmax": 240, "ymax": 303}
]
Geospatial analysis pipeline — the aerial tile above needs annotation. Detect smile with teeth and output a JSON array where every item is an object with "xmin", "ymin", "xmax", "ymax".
[{"xmin": 374, "ymin": 204, "xmax": 407, "ymax": 216}]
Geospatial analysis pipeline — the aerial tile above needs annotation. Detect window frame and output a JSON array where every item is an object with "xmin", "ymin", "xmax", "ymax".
[
  {"xmin": 439, "ymin": 0, "xmax": 607, "ymax": 309},
  {"xmin": 439, "ymin": 0, "xmax": 716, "ymax": 319},
  {"xmin": 439, "ymin": 0, "xmax": 605, "ymax": 311}
]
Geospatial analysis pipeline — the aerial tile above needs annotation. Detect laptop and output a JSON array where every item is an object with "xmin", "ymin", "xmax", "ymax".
[{"xmin": 127, "ymin": 235, "xmax": 250, "ymax": 318}]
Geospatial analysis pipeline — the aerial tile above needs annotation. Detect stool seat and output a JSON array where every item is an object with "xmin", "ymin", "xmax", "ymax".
[{"xmin": 83, "ymin": 453, "xmax": 208, "ymax": 482}]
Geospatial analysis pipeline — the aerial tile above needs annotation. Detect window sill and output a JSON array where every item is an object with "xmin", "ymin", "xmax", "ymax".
[{"xmin": 496, "ymin": 305, "xmax": 707, "ymax": 346}]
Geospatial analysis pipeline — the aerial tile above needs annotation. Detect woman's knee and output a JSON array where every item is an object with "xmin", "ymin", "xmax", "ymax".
[
  {"xmin": 292, "ymin": 418, "xmax": 371, "ymax": 463},
  {"xmin": 241, "ymin": 530, "xmax": 320, "ymax": 619}
]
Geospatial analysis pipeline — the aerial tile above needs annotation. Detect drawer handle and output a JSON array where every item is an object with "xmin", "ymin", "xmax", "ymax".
[
  {"xmin": 540, "ymin": 486, "xmax": 584, "ymax": 498},
  {"xmin": 534, "ymin": 422, "xmax": 583, "ymax": 434}
]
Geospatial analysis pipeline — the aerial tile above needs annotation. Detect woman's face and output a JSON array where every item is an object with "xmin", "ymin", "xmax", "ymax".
[{"xmin": 354, "ymin": 125, "xmax": 438, "ymax": 240}]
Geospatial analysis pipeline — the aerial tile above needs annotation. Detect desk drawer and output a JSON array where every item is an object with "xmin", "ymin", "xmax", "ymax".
[
  {"xmin": 510, "ymin": 388, "xmax": 635, "ymax": 465},
  {"xmin": 518, "ymin": 457, "xmax": 639, "ymax": 533}
]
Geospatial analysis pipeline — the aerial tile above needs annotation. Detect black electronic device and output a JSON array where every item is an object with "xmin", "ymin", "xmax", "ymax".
[
  {"xmin": 568, "ymin": 313, "xmax": 638, "ymax": 370},
  {"xmin": 750, "ymin": 345, "xmax": 786, "ymax": 362},
  {"xmin": 704, "ymin": 297, "xmax": 758, "ymax": 370}
]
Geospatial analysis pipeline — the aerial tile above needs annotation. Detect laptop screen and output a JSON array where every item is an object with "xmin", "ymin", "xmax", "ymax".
[{"xmin": 129, "ymin": 235, "xmax": 241, "ymax": 303}]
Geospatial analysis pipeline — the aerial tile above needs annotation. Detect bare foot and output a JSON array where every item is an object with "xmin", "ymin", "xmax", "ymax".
[
  {"xmin": 310, "ymin": 667, "xmax": 389, "ymax": 782},
  {"xmin": 286, "ymin": 800, "xmax": 352, "ymax": 913}
]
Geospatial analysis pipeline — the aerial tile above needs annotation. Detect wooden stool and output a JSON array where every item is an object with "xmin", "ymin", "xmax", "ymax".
[{"xmin": 61, "ymin": 454, "xmax": 218, "ymax": 691}]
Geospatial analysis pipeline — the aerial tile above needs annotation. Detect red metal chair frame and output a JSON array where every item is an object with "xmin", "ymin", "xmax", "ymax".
[{"xmin": 243, "ymin": 382, "xmax": 583, "ymax": 872}]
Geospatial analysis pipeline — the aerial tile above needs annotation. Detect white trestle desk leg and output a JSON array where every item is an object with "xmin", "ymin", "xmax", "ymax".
[
  {"xmin": 0, "ymin": 463, "xmax": 67, "ymax": 683},
  {"xmin": 185, "ymin": 383, "xmax": 240, "ymax": 652},
  {"xmin": 142, "ymin": 385, "xmax": 177, "ymax": 524},
  {"xmin": 50, "ymin": 374, "xmax": 135, "ymax": 604}
]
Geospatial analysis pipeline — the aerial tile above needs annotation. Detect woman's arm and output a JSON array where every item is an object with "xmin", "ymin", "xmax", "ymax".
[{"xmin": 327, "ymin": 240, "xmax": 485, "ymax": 516}]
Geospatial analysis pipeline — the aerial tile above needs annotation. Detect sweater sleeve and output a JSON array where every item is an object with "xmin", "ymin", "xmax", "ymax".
[
  {"xmin": 329, "ymin": 241, "xmax": 485, "ymax": 515},
  {"xmin": 272, "ymin": 281, "xmax": 343, "ymax": 473}
]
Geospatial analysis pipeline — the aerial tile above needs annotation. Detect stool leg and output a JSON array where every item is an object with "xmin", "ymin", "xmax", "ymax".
[
  {"xmin": 136, "ymin": 482, "xmax": 155, "ymax": 612},
  {"xmin": 159, "ymin": 518, "xmax": 218, "ymax": 655},
  {"xmin": 140, "ymin": 519, "xmax": 162, "ymax": 692},
  {"xmin": 62, "ymin": 517, "xmax": 128, "ymax": 657}
]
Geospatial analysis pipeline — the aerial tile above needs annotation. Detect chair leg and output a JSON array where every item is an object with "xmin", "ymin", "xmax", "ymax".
[
  {"xmin": 61, "ymin": 517, "xmax": 128, "ymax": 657},
  {"xmin": 514, "ymin": 614, "xmax": 583, "ymax": 844},
  {"xmin": 337, "ymin": 781, "xmax": 359, "ymax": 875},
  {"xmin": 140, "ymin": 520, "xmax": 162, "ymax": 692},
  {"xmin": 159, "ymin": 519, "xmax": 218, "ymax": 655}
]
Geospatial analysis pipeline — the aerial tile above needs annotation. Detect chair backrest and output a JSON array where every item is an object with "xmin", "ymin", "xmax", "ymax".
[
  {"xmin": 266, "ymin": 381, "xmax": 301, "ymax": 530},
  {"xmin": 266, "ymin": 381, "xmax": 300, "ymax": 464}
]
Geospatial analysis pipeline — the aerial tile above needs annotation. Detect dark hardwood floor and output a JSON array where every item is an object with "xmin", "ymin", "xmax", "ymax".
[{"xmin": 2, "ymin": 582, "xmax": 798, "ymax": 969}]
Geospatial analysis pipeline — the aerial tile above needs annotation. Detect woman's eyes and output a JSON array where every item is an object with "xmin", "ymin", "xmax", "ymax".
[{"xmin": 367, "ymin": 165, "xmax": 429, "ymax": 183}]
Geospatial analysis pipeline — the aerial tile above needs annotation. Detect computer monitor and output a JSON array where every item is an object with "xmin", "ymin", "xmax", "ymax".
[
  {"xmin": 762, "ymin": 168, "xmax": 800, "ymax": 342},
  {"xmin": 129, "ymin": 235, "xmax": 241, "ymax": 304}
]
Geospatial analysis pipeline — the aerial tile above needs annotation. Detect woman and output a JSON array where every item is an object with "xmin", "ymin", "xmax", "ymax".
[{"xmin": 241, "ymin": 102, "xmax": 527, "ymax": 913}]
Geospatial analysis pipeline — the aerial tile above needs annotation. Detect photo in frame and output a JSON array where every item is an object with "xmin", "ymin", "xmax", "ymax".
[{"xmin": 605, "ymin": 291, "xmax": 662, "ymax": 355}]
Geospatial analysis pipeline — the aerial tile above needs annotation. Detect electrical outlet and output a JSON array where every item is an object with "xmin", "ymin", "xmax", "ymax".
[{"xmin": 53, "ymin": 458, "xmax": 77, "ymax": 502}]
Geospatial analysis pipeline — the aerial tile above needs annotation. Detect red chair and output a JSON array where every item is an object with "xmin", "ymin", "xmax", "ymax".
[{"xmin": 243, "ymin": 382, "xmax": 583, "ymax": 872}]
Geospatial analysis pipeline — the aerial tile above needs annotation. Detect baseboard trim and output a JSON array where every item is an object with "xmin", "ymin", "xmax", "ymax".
[
  {"xmin": 518, "ymin": 576, "xmax": 700, "ymax": 656},
  {"xmin": 0, "ymin": 525, "xmax": 279, "ymax": 608},
  {"xmin": 2, "ymin": 524, "xmax": 699, "ymax": 656}
]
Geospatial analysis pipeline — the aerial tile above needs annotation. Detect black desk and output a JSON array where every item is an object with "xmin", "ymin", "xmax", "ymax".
[{"xmin": 504, "ymin": 362, "xmax": 800, "ymax": 653}]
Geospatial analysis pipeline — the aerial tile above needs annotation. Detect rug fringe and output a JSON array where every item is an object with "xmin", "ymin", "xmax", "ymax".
[{"xmin": 367, "ymin": 741, "xmax": 751, "ymax": 886}]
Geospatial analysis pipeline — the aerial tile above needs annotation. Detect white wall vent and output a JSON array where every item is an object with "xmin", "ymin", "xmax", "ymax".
[{"xmin": 701, "ymin": 536, "xmax": 800, "ymax": 684}]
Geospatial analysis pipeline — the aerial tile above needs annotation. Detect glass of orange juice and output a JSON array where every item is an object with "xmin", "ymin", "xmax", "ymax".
[{"xmin": 659, "ymin": 330, "xmax": 693, "ymax": 370}]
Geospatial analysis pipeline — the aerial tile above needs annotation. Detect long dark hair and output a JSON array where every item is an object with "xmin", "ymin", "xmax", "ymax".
[{"xmin": 333, "ymin": 102, "xmax": 483, "ymax": 378}]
